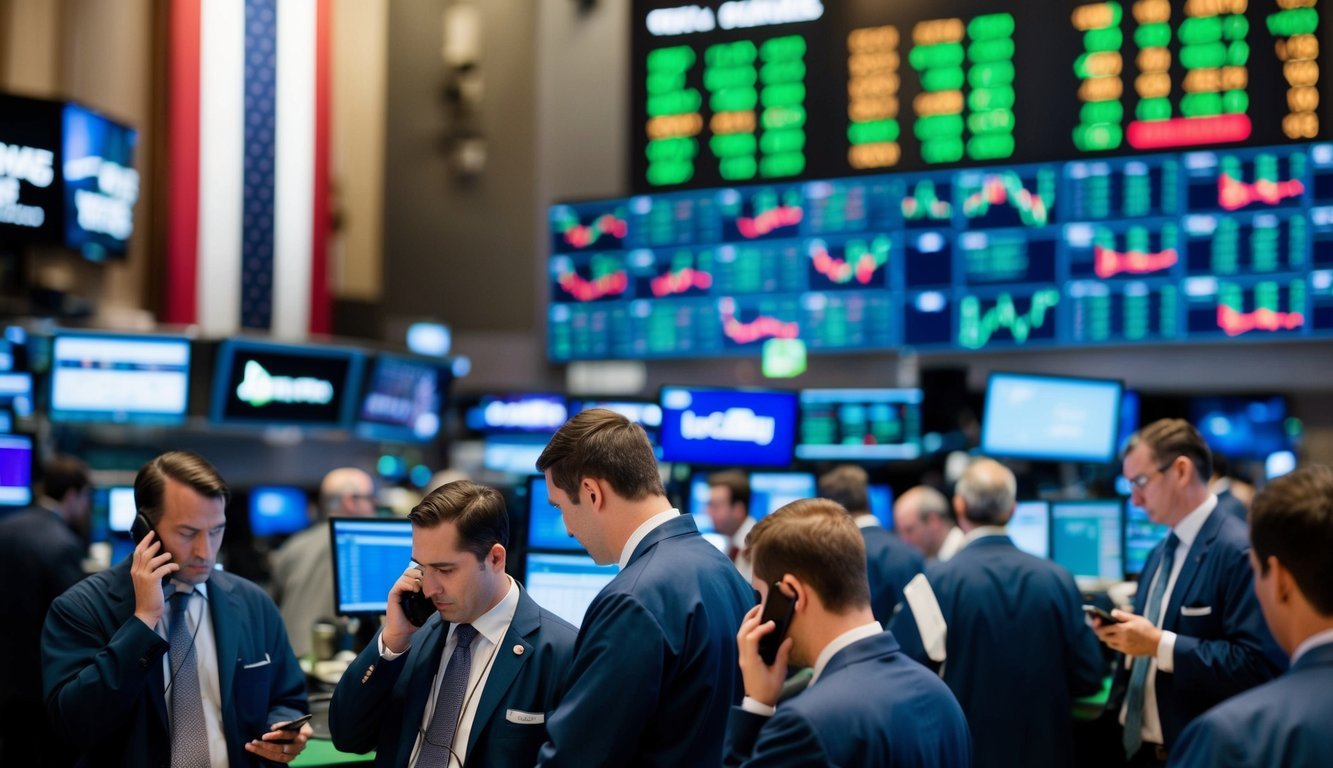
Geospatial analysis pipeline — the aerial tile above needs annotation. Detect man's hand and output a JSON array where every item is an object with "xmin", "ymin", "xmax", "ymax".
[
  {"xmin": 1092, "ymin": 609, "xmax": 1163, "ymax": 657},
  {"xmin": 131, "ymin": 530, "xmax": 178, "ymax": 629},
  {"xmin": 381, "ymin": 564, "xmax": 428, "ymax": 654},
  {"xmin": 246, "ymin": 721, "xmax": 313, "ymax": 764},
  {"xmin": 736, "ymin": 604, "xmax": 792, "ymax": 708}
]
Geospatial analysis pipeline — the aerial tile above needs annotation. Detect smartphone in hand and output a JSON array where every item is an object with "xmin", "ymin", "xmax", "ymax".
[
  {"xmin": 1083, "ymin": 604, "xmax": 1122, "ymax": 624},
  {"xmin": 400, "ymin": 588, "xmax": 435, "ymax": 628},
  {"xmin": 270, "ymin": 713, "xmax": 314, "ymax": 743},
  {"xmin": 757, "ymin": 583, "xmax": 797, "ymax": 665}
]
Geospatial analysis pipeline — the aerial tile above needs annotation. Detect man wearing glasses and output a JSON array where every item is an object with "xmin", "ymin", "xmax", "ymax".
[{"xmin": 1091, "ymin": 419, "xmax": 1285, "ymax": 766}]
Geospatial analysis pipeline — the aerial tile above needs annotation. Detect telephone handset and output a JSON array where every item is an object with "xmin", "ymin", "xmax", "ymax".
[
  {"xmin": 131, "ymin": 512, "xmax": 174, "ymax": 586},
  {"xmin": 400, "ymin": 582, "xmax": 435, "ymax": 628}
]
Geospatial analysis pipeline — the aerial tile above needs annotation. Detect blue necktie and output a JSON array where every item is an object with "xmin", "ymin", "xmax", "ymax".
[
  {"xmin": 168, "ymin": 590, "xmax": 210, "ymax": 768},
  {"xmin": 418, "ymin": 624, "xmax": 479, "ymax": 766},
  {"xmin": 1123, "ymin": 533, "xmax": 1180, "ymax": 759}
]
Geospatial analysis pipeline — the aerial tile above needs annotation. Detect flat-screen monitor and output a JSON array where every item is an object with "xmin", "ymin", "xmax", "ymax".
[
  {"xmin": 102, "ymin": 486, "xmax": 137, "ymax": 533},
  {"xmin": 211, "ymin": 339, "xmax": 363, "ymax": 429},
  {"xmin": 0, "ymin": 93, "xmax": 63, "ymax": 246},
  {"xmin": 330, "ymin": 517, "xmax": 414, "ymax": 615},
  {"xmin": 982, "ymin": 373, "xmax": 1124, "ymax": 464},
  {"xmin": 465, "ymin": 394, "xmax": 568, "ymax": 435},
  {"xmin": 659, "ymin": 386, "xmax": 798, "ymax": 468},
  {"xmin": 1123, "ymin": 500, "xmax": 1170, "ymax": 578},
  {"xmin": 0, "ymin": 326, "xmax": 28, "ymax": 373},
  {"xmin": 1008, "ymin": 500, "xmax": 1050, "ymax": 559},
  {"xmin": 355, "ymin": 353, "xmax": 448, "ymax": 443},
  {"xmin": 62, "ymin": 101, "xmax": 138, "ymax": 261},
  {"xmin": 749, "ymin": 471, "xmax": 816, "ymax": 517},
  {"xmin": 1050, "ymin": 500, "xmax": 1124, "ymax": 582},
  {"xmin": 50, "ymin": 333, "xmax": 191, "ymax": 425},
  {"xmin": 1190, "ymin": 395, "xmax": 1292, "ymax": 460},
  {"xmin": 796, "ymin": 388, "xmax": 924, "ymax": 460},
  {"xmin": 526, "ymin": 475, "xmax": 581, "ymax": 552},
  {"xmin": 482, "ymin": 435, "xmax": 552, "ymax": 475},
  {"xmin": 0, "ymin": 372, "xmax": 33, "ymax": 420},
  {"xmin": 248, "ymin": 486, "xmax": 309, "ymax": 538},
  {"xmin": 523, "ymin": 552, "xmax": 618, "ymax": 627},
  {"xmin": 868, "ymin": 483, "xmax": 894, "ymax": 528},
  {"xmin": 0, "ymin": 434, "xmax": 33, "ymax": 506}
]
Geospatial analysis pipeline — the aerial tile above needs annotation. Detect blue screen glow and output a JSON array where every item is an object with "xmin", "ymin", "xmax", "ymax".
[{"xmin": 982, "ymin": 373, "xmax": 1123, "ymax": 463}]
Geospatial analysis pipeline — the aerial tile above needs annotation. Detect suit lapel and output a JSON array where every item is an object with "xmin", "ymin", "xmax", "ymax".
[
  {"xmin": 1163, "ymin": 510, "xmax": 1221, "ymax": 629},
  {"xmin": 402, "ymin": 618, "xmax": 449, "ymax": 756},
  {"xmin": 467, "ymin": 590, "xmax": 540, "ymax": 754},
  {"xmin": 626, "ymin": 514, "xmax": 697, "ymax": 568},
  {"xmin": 209, "ymin": 574, "xmax": 241, "ymax": 715}
]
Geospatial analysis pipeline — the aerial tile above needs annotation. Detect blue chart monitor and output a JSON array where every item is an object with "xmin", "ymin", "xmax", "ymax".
[
  {"xmin": 331, "ymin": 517, "xmax": 414, "ymax": 615},
  {"xmin": 526, "ymin": 476, "xmax": 582, "ymax": 552},
  {"xmin": 749, "ymin": 471, "xmax": 816, "ymax": 517},
  {"xmin": 1124, "ymin": 500, "xmax": 1170, "ymax": 578},
  {"xmin": 659, "ymin": 386, "xmax": 798, "ymax": 468},
  {"xmin": 524, "ymin": 552, "xmax": 619, "ymax": 627},
  {"xmin": 51, "ymin": 333, "xmax": 191, "ymax": 425},
  {"xmin": 796, "ymin": 388, "xmax": 923, "ymax": 461},
  {"xmin": 0, "ymin": 434, "xmax": 33, "ymax": 506},
  {"xmin": 982, "ymin": 372, "xmax": 1123, "ymax": 463},
  {"xmin": 1008, "ymin": 500, "xmax": 1050, "ymax": 559},
  {"xmin": 1050, "ymin": 500, "xmax": 1124, "ymax": 582},
  {"xmin": 867, "ymin": 484, "xmax": 894, "ymax": 529},
  {"xmin": 249, "ymin": 486, "xmax": 310, "ymax": 538}
]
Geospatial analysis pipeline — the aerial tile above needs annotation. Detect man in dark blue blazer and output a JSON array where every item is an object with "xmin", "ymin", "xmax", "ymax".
[
  {"xmin": 725, "ymin": 498, "xmax": 970, "ymax": 767},
  {"xmin": 330, "ymin": 480, "xmax": 577, "ymax": 766},
  {"xmin": 534, "ymin": 409, "xmax": 754, "ymax": 767},
  {"xmin": 42, "ymin": 451, "xmax": 309, "ymax": 767},
  {"xmin": 819, "ymin": 465, "xmax": 924, "ymax": 624},
  {"xmin": 1094, "ymin": 420, "xmax": 1284, "ymax": 765},
  {"xmin": 1169, "ymin": 464, "xmax": 1333, "ymax": 767},
  {"xmin": 891, "ymin": 458, "xmax": 1105, "ymax": 768}
]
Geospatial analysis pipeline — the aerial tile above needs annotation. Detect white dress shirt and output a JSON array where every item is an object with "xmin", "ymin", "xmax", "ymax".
[
  {"xmin": 1290, "ymin": 627, "xmax": 1333, "ymax": 667},
  {"xmin": 937, "ymin": 526, "xmax": 966, "ymax": 562},
  {"xmin": 730, "ymin": 516, "xmax": 757, "ymax": 583},
  {"xmin": 161, "ymin": 581, "xmax": 228, "ymax": 768},
  {"xmin": 619, "ymin": 509, "xmax": 681, "ymax": 570}
]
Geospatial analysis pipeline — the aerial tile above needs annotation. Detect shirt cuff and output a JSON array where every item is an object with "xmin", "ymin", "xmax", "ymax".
[
  {"xmin": 378, "ymin": 634, "xmax": 407, "ymax": 660},
  {"xmin": 1156, "ymin": 630, "xmax": 1176, "ymax": 672},
  {"xmin": 741, "ymin": 697, "xmax": 776, "ymax": 717}
]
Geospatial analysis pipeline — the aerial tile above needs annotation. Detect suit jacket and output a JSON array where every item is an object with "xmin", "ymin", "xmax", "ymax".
[
  {"xmin": 269, "ymin": 521, "xmax": 334, "ymax": 658},
  {"xmin": 723, "ymin": 631, "xmax": 972, "ymax": 768},
  {"xmin": 891, "ymin": 535, "xmax": 1106, "ymax": 768},
  {"xmin": 1167, "ymin": 642, "xmax": 1333, "ymax": 767},
  {"xmin": 536, "ymin": 514, "xmax": 755, "ymax": 768},
  {"xmin": 1214, "ymin": 490, "xmax": 1247, "ymax": 525},
  {"xmin": 1107, "ymin": 506, "xmax": 1285, "ymax": 749},
  {"xmin": 860, "ymin": 524, "xmax": 925, "ymax": 625},
  {"xmin": 328, "ymin": 585, "xmax": 577, "ymax": 767},
  {"xmin": 42, "ymin": 560, "xmax": 307, "ymax": 768}
]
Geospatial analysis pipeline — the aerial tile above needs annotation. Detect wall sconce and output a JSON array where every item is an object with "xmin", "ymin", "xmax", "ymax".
[{"xmin": 441, "ymin": 1, "xmax": 486, "ymax": 178}]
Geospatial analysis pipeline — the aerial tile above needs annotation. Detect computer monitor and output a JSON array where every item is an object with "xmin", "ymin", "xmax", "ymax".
[
  {"xmin": 355, "ymin": 353, "xmax": 448, "ymax": 443},
  {"xmin": 103, "ymin": 486, "xmax": 137, "ymax": 533},
  {"xmin": 248, "ymin": 486, "xmax": 310, "ymax": 538},
  {"xmin": 482, "ymin": 435, "xmax": 552, "ymax": 475},
  {"xmin": 749, "ymin": 471, "xmax": 816, "ymax": 517},
  {"xmin": 330, "ymin": 517, "xmax": 414, "ymax": 615},
  {"xmin": 1050, "ymin": 500, "xmax": 1124, "ymax": 582},
  {"xmin": 523, "ymin": 552, "xmax": 619, "ymax": 627},
  {"xmin": 867, "ymin": 483, "xmax": 894, "ymax": 528},
  {"xmin": 1190, "ymin": 395, "xmax": 1293, "ymax": 460},
  {"xmin": 1008, "ymin": 500, "xmax": 1050, "ymax": 559},
  {"xmin": 50, "ymin": 332, "xmax": 191, "ymax": 425},
  {"xmin": 526, "ymin": 475, "xmax": 582, "ymax": 552},
  {"xmin": 982, "ymin": 372, "xmax": 1124, "ymax": 464},
  {"xmin": 796, "ymin": 388, "xmax": 924, "ymax": 460},
  {"xmin": 465, "ymin": 393, "xmax": 568, "ymax": 434},
  {"xmin": 0, "ymin": 434, "xmax": 33, "ymax": 506},
  {"xmin": 1123, "ymin": 500, "xmax": 1170, "ymax": 578},
  {"xmin": 658, "ymin": 386, "xmax": 798, "ymax": 468},
  {"xmin": 0, "ymin": 373, "xmax": 33, "ymax": 422},
  {"xmin": 211, "ymin": 339, "xmax": 364, "ymax": 429}
]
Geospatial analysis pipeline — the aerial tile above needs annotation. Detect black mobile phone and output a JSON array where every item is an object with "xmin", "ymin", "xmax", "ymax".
[
  {"xmin": 757, "ymin": 583, "xmax": 797, "ymax": 666},
  {"xmin": 131, "ymin": 512, "xmax": 173, "ymax": 586},
  {"xmin": 1083, "ymin": 604, "xmax": 1122, "ymax": 624},
  {"xmin": 400, "ymin": 588, "xmax": 435, "ymax": 628},
  {"xmin": 276, "ymin": 713, "xmax": 314, "ymax": 732}
]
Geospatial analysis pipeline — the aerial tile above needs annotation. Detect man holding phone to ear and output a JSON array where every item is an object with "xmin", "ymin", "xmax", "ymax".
[
  {"xmin": 726, "ymin": 498, "xmax": 970, "ymax": 767},
  {"xmin": 42, "ymin": 451, "xmax": 310, "ymax": 767}
]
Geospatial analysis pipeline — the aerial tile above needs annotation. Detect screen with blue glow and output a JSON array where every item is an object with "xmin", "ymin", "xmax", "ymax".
[
  {"xmin": 0, "ymin": 373, "xmax": 33, "ymax": 422},
  {"xmin": 867, "ymin": 483, "xmax": 893, "ymax": 529},
  {"xmin": 749, "ymin": 472, "xmax": 816, "ymax": 517},
  {"xmin": 62, "ymin": 101, "xmax": 138, "ymax": 261},
  {"xmin": 356, "ymin": 354, "xmax": 447, "ymax": 443},
  {"xmin": 103, "ymin": 486, "xmax": 136, "ymax": 533},
  {"xmin": 465, "ymin": 394, "xmax": 568, "ymax": 435},
  {"xmin": 51, "ymin": 333, "xmax": 191, "ymax": 425},
  {"xmin": 482, "ymin": 435, "xmax": 552, "ymax": 475},
  {"xmin": 523, "ymin": 552, "xmax": 619, "ymax": 627},
  {"xmin": 1008, "ymin": 500, "xmax": 1050, "ymax": 559},
  {"xmin": 1124, "ymin": 500, "xmax": 1170, "ymax": 578},
  {"xmin": 1050, "ymin": 500, "xmax": 1124, "ymax": 583},
  {"xmin": 331, "ymin": 517, "xmax": 414, "ymax": 615},
  {"xmin": 0, "ymin": 434, "xmax": 32, "ymax": 506},
  {"xmin": 248, "ymin": 486, "xmax": 310, "ymax": 538},
  {"xmin": 526, "ymin": 476, "xmax": 581, "ymax": 552},
  {"xmin": 982, "ymin": 373, "xmax": 1123, "ymax": 463},
  {"xmin": 659, "ymin": 387, "xmax": 797, "ymax": 467},
  {"xmin": 796, "ymin": 388, "xmax": 923, "ymax": 461},
  {"xmin": 1190, "ymin": 395, "xmax": 1293, "ymax": 460}
]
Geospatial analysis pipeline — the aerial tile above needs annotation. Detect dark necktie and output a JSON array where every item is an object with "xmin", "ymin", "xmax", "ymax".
[
  {"xmin": 169, "ymin": 590, "xmax": 210, "ymax": 768},
  {"xmin": 1123, "ymin": 533, "xmax": 1180, "ymax": 759},
  {"xmin": 417, "ymin": 624, "xmax": 480, "ymax": 766}
]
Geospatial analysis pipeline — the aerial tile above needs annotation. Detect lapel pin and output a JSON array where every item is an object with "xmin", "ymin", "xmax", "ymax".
[
  {"xmin": 361, "ymin": 664, "xmax": 375, "ymax": 683},
  {"xmin": 513, "ymin": 645, "xmax": 524, "ymax": 656}
]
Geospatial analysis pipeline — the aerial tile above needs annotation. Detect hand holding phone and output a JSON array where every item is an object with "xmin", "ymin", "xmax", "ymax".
[
  {"xmin": 259, "ymin": 713, "xmax": 314, "ymax": 748},
  {"xmin": 1083, "ymin": 604, "xmax": 1122, "ymax": 625},
  {"xmin": 757, "ymin": 582, "xmax": 797, "ymax": 666}
]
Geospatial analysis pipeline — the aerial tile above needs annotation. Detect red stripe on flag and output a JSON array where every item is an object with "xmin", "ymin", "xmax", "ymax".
[
  {"xmin": 309, "ymin": 0, "xmax": 333, "ymax": 335},
  {"xmin": 165, "ymin": 0, "xmax": 201, "ymax": 326}
]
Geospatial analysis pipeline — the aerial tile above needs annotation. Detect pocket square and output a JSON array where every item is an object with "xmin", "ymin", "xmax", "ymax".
[
  {"xmin": 505, "ymin": 709, "xmax": 544, "ymax": 725},
  {"xmin": 1180, "ymin": 605, "xmax": 1213, "ymax": 617},
  {"xmin": 242, "ymin": 653, "xmax": 272, "ymax": 669}
]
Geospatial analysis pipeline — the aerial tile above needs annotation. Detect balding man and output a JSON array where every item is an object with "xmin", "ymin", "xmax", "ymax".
[
  {"xmin": 270, "ymin": 468, "xmax": 376, "ymax": 657},
  {"xmin": 891, "ymin": 459, "xmax": 1105, "ymax": 768},
  {"xmin": 894, "ymin": 485, "xmax": 964, "ymax": 562}
]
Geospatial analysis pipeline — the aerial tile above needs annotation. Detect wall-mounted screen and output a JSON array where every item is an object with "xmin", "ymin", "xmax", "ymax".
[
  {"xmin": 0, "ymin": 372, "xmax": 33, "ymax": 424},
  {"xmin": 211, "ymin": 339, "xmax": 363, "ymax": 429},
  {"xmin": 248, "ymin": 486, "xmax": 309, "ymax": 538},
  {"xmin": 523, "ymin": 552, "xmax": 619, "ymax": 627},
  {"xmin": 749, "ymin": 471, "xmax": 815, "ymax": 517},
  {"xmin": 526, "ymin": 475, "xmax": 581, "ymax": 552},
  {"xmin": 0, "ymin": 93, "xmax": 63, "ymax": 246},
  {"xmin": 50, "ymin": 333, "xmax": 191, "ymax": 425},
  {"xmin": 1050, "ymin": 500, "xmax": 1124, "ymax": 583},
  {"xmin": 330, "ymin": 517, "xmax": 414, "ymax": 615},
  {"xmin": 465, "ymin": 393, "xmax": 568, "ymax": 435},
  {"xmin": 0, "ymin": 433, "xmax": 33, "ymax": 506},
  {"xmin": 796, "ymin": 388, "xmax": 923, "ymax": 460},
  {"xmin": 481, "ymin": 435, "xmax": 552, "ymax": 475},
  {"xmin": 1190, "ymin": 395, "xmax": 1294, "ymax": 460},
  {"xmin": 355, "ymin": 353, "xmax": 448, "ymax": 443},
  {"xmin": 61, "ymin": 101, "xmax": 138, "ymax": 261},
  {"xmin": 659, "ymin": 386, "xmax": 797, "ymax": 467},
  {"xmin": 102, "ymin": 486, "xmax": 137, "ymax": 533},
  {"xmin": 982, "ymin": 372, "xmax": 1123, "ymax": 463},
  {"xmin": 1008, "ymin": 500, "xmax": 1050, "ymax": 559}
]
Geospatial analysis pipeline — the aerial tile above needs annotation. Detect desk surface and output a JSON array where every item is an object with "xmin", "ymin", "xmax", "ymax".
[{"xmin": 291, "ymin": 739, "xmax": 374, "ymax": 767}]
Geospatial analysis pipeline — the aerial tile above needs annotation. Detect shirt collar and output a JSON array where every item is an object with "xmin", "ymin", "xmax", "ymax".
[
  {"xmin": 1291, "ymin": 627, "xmax": 1333, "ymax": 666},
  {"xmin": 962, "ymin": 525, "xmax": 1008, "ymax": 547},
  {"xmin": 454, "ymin": 574, "xmax": 519, "ymax": 647},
  {"xmin": 618, "ymin": 509, "xmax": 680, "ymax": 570},
  {"xmin": 853, "ymin": 513, "xmax": 879, "ymax": 529},
  {"xmin": 938, "ymin": 526, "xmax": 966, "ymax": 560},
  {"xmin": 1170, "ymin": 494, "xmax": 1218, "ymax": 547},
  {"xmin": 809, "ymin": 622, "xmax": 882, "ymax": 687},
  {"xmin": 167, "ymin": 580, "xmax": 209, "ymax": 599},
  {"xmin": 731, "ymin": 516, "xmax": 757, "ymax": 548}
]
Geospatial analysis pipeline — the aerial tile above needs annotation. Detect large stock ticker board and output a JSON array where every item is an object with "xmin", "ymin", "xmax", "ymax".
[{"xmin": 547, "ymin": 0, "xmax": 1333, "ymax": 361}]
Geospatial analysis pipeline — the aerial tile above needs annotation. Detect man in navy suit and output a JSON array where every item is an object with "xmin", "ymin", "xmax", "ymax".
[
  {"xmin": 1093, "ymin": 419, "xmax": 1284, "ymax": 765},
  {"xmin": 534, "ymin": 408, "xmax": 754, "ymax": 767},
  {"xmin": 42, "ymin": 451, "xmax": 310, "ymax": 767},
  {"xmin": 330, "ymin": 480, "xmax": 577, "ymax": 766},
  {"xmin": 818, "ymin": 465, "xmax": 924, "ymax": 624},
  {"xmin": 1169, "ymin": 464, "xmax": 1333, "ymax": 767},
  {"xmin": 724, "ymin": 497, "xmax": 970, "ymax": 767},
  {"xmin": 890, "ymin": 458, "xmax": 1105, "ymax": 768}
]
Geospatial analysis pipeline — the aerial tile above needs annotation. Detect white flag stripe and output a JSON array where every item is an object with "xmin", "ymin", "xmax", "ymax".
[{"xmin": 273, "ymin": 0, "xmax": 317, "ymax": 340}]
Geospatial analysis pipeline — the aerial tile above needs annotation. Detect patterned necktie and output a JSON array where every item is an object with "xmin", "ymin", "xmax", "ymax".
[
  {"xmin": 168, "ymin": 590, "xmax": 210, "ymax": 768},
  {"xmin": 417, "ymin": 624, "xmax": 480, "ymax": 767},
  {"xmin": 1123, "ymin": 533, "xmax": 1180, "ymax": 759}
]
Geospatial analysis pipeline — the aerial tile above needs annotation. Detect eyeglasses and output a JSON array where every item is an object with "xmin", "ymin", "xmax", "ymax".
[{"xmin": 1124, "ymin": 459, "xmax": 1178, "ymax": 490}]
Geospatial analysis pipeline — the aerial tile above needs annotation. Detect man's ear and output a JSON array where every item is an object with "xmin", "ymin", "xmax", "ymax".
[{"xmin": 581, "ymin": 477, "xmax": 602, "ymax": 509}]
